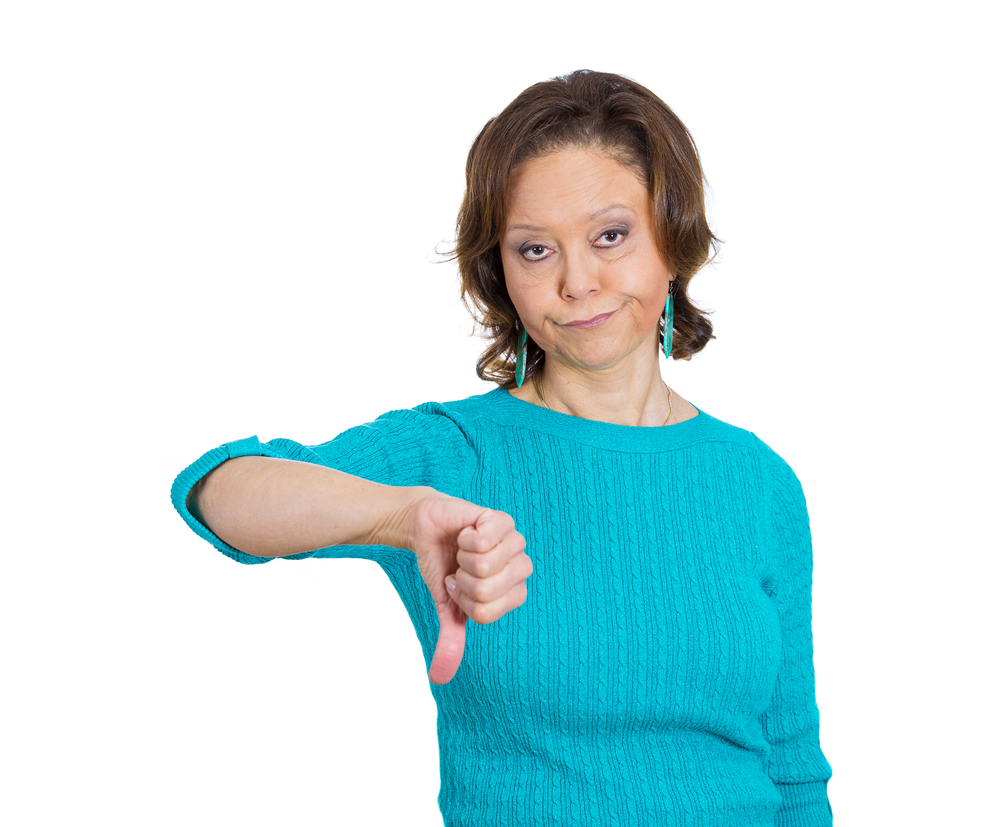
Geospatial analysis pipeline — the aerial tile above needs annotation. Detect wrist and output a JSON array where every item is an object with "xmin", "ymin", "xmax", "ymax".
[{"xmin": 360, "ymin": 485, "xmax": 437, "ymax": 550}]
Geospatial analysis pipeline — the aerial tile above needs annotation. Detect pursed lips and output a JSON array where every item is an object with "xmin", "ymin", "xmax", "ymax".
[{"xmin": 562, "ymin": 310, "xmax": 616, "ymax": 329}]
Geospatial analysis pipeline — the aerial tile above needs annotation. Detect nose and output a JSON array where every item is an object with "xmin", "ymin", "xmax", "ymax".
[{"xmin": 559, "ymin": 247, "xmax": 601, "ymax": 301}]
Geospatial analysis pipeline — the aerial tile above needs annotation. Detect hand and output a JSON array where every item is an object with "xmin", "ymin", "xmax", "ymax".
[{"xmin": 404, "ymin": 490, "xmax": 533, "ymax": 685}]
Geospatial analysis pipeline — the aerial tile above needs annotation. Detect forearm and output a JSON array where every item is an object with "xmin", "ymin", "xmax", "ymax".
[{"xmin": 187, "ymin": 456, "xmax": 426, "ymax": 557}]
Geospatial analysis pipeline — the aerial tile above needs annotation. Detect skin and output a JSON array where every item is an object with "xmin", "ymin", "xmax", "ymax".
[{"xmin": 503, "ymin": 147, "xmax": 699, "ymax": 427}]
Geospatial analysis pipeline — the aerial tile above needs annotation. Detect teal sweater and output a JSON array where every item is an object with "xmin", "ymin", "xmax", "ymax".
[{"xmin": 171, "ymin": 389, "xmax": 833, "ymax": 826}]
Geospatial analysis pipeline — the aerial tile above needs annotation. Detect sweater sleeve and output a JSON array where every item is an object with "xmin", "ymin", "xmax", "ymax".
[
  {"xmin": 756, "ymin": 440, "xmax": 834, "ymax": 827},
  {"xmin": 170, "ymin": 404, "xmax": 474, "ymax": 565}
]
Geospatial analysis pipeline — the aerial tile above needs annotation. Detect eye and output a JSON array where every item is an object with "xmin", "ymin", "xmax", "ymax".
[
  {"xmin": 520, "ymin": 244, "xmax": 551, "ymax": 261},
  {"xmin": 595, "ymin": 228, "xmax": 628, "ymax": 247}
]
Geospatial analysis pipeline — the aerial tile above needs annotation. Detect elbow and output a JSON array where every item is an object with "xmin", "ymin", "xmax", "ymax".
[{"xmin": 186, "ymin": 477, "xmax": 209, "ymax": 528}]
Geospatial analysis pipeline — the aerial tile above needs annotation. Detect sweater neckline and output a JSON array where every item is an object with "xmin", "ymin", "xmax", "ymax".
[{"xmin": 474, "ymin": 388, "xmax": 729, "ymax": 453}]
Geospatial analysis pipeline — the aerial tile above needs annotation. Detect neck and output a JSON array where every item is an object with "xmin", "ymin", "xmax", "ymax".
[{"xmin": 529, "ymin": 347, "xmax": 672, "ymax": 427}]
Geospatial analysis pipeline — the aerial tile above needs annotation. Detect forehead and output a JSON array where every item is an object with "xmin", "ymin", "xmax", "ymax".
[{"xmin": 505, "ymin": 148, "xmax": 650, "ymax": 228}]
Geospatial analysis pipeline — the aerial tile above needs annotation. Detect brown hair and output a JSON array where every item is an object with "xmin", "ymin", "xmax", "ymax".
[{"xmin": 454, "ymin": 69, "xmax": 720, "ymax": 388}]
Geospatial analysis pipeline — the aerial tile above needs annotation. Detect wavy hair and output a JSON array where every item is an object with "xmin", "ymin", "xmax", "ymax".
[{"xmin": 454, "ymin": 69, "xmax": 720, "ymax": 388}]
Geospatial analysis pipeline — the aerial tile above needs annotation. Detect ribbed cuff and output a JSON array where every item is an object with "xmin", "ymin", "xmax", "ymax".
[
  {"xmin": 170, "ymin": 436, "xmax": 299, "ymax": 565},
  {"xmin": 775, "ymin": 779, "xmax": 833, "ymax": 827}
]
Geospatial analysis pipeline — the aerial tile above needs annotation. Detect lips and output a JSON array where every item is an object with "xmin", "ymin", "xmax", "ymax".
[{"xmin": 563, "ymin": 311, "xmax": 615, "ymax": 329}]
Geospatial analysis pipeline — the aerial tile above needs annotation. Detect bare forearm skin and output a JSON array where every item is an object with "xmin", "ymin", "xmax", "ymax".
[{"xmin": 187, "ymin": 456, "xmax": 427, "ymax": 558}]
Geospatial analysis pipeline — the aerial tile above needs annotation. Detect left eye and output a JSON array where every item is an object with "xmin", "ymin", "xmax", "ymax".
[{"xmin": 597, "ymin": 229, "xmax": 627, "ymax": 246}]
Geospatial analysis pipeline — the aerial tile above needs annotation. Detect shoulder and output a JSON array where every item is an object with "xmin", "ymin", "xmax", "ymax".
[
  {"xmin": 741, "ymin": 429, "xmax": 810, "ymax": 523},
  {"xmin": 746, "ymin": 429, "xmax": 798, "ymax": 477},
  {"xmin": 693, "ymin": 410, "xmax": 805, "ymax": 493},
  {"xmin": 297, "ymin": 392, "xmax": 501, "ymax": 493},
  {"xmin": 368, "ymin": 389, "xmax": 501, "ymax": 432},
  {"xmin": 338, "ymin": 389, "xmax": 503, "ymax": 449},
  {"xmin": 691, "ymin": 407, "xmax": 771, "ymax": 454},
  {"xmin": 427, "ymin": 388, "xmax": 507, "ymax": 420}
]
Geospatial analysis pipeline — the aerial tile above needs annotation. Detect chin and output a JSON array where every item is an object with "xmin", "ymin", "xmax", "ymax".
[{"xmin": 559, "ymin": 350, "xmax": 634, "ymax": 372}]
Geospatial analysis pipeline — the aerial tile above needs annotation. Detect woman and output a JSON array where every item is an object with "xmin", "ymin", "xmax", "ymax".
[{"xmin": 172, "ymin": 70, "xmax": 833, "ymax": 826}]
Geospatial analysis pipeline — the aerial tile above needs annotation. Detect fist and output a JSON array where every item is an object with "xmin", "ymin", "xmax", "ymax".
[{"xmin": 405, "ymin": 491, "xmax": 533, "ymax": 685}]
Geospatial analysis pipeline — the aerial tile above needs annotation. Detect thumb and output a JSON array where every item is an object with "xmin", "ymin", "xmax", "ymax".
[{"xmin": 428, "ymin": 591, "xmax": 467, "ymax": 685}]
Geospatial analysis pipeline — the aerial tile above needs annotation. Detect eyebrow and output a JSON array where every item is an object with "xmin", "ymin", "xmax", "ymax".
[
  {"xmin": 506, "ymin": 204, "xmax": 637, "ymax": 235},
  {"xmin": 589, "ymin": 203, "xmax": 635, "ymax": 220}
]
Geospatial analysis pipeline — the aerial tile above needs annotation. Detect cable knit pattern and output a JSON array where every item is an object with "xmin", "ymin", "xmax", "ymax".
[{"xmin": 170, "ymin": 389, "xmax": 833, "ymax": 826}]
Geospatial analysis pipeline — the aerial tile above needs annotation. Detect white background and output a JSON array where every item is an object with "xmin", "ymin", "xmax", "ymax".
[{"xmin": 2, "ymin": 1, "xmax": 996, "ymax": 824}]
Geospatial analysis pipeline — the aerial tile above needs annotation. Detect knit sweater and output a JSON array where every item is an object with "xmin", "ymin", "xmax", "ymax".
[{"xmin": 171, "ymin": 388, "xmax": 833, "ymax": 826}]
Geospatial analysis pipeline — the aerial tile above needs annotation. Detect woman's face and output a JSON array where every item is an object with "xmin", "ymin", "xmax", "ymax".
[{"xmin": 501, "ymin": 148, "xmax": 673, "ymax": 377}]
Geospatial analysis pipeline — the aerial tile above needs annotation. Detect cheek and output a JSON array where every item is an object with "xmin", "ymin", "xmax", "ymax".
[
  {"xmin": 625, "ymin": 288, "xmax": 666, "ymax": 337},
  {"xmin": 614, "ymin": 252, "xmax": 670, "ymax": 314},
  {"xmin": 501, "ymin": 254, "xmax": 544, "ymax": 322},
  {"xmin": 635, "ymin": 246, "xmax": 673, "ymax": 305},
  {"xmin": 642, "ymin": 298, "xmax": 666, "ymax": 333},
  {"xmin": 500, "ymin": 251, "xmax": 522, "ymax": 307}
]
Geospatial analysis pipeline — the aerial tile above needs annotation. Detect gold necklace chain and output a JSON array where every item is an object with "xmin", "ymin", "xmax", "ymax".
[{"xmin": 531, "ymin": 373, "xmax": 674, "ymax": 426}]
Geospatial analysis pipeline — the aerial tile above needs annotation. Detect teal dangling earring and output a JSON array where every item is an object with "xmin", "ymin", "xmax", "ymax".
[
  {"xmin": 515, "ymin": 322, "xmax": 528, "ymax": 387},
  {"xmin": 662, "ymin": 281, "xmax": 674, "ymax": 360}
]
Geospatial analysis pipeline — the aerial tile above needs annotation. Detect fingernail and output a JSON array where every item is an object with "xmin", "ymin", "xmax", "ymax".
[{"xmin": 446, "ymin": 576, "xmax": 456, "ymax": 592}]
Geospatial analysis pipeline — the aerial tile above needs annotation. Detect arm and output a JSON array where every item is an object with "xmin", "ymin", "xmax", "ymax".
[
  {"xmin": 758, "ymin": 443, "xmax": 834, "ymax": 827},
  {"xmin": 187, "ymin": 456, "xmax": 427, "ymax": 557},
  {"xmin": 178, "ymin": 451, "xmax": 532, "ymax": 685}
]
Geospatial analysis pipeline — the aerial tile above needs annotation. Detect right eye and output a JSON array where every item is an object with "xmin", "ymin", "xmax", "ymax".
[{"xmin": 520, "ymin": 244, "xmax": 551, "ymax": 261}]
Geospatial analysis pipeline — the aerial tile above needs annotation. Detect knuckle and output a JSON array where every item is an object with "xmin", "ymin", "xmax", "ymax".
[
  {"xmin": 471, "ymin": 604, "xmax": 493, "ymax": 624},
  {"xmin": 457, "ymin": 551, "xmax": 487, "ymax": 577},
  {"xmin": 470, "ymin": 581, "xmax": 491, "ymax": 603}
]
